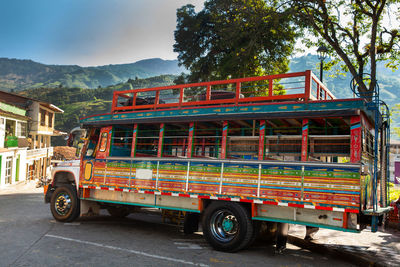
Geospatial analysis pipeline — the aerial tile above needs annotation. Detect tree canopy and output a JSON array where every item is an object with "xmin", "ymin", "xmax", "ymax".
[
  {"xmin": 173, "ymin": 0, "xmax": 298, "ymax": 83},
  {"xmin": 290, "ymin": 0, "xmax": 400, "ymax": 100}
]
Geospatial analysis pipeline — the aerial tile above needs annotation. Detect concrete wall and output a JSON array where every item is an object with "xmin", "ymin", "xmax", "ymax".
[
  {"xmin": 0, "ymin": 148, "xmax": 28, "ymax": 188},
  {"xmin": 0, "ymin": 116, "xmax": 5, "ymax": 149},
  {"xmin": 28, "ymin": 102, "xmax": 55, "ymax": 134}
]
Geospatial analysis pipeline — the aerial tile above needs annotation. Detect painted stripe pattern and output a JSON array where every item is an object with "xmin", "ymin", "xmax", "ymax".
[{"xmin": 82, "ymin": 158, "xmax": 361, "ymax": 213}]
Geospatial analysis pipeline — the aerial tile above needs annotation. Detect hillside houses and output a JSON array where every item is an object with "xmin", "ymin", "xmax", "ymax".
[{"xmin": 0, "ymin": 91, "xmax": 64, "ymax": 187}]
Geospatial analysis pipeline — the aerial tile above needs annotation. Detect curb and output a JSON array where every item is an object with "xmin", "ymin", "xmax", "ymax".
[{"xmin": 288, "ymin": 235, "xmax": 384, "ymax": 267}]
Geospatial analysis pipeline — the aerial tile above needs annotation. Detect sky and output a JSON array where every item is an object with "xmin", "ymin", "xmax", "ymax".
[{"xmin": 0, "ymin": 0, "xmax": 204, "ymax": 66}]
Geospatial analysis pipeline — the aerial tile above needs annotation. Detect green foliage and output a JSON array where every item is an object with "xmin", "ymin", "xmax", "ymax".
[
  {"xmin": 173, "ymin": 0, "xmax": 299, "ymax": 86},
  {"xmin": 391, "ymin": 103, "xmax": 400, "ymax": 138},
  {"xmin": 389, "ymin": 183, "xmax": 400, "ymax": 201},
  {"xmin": 18, "ymin": 75, "xmax": 176, "ymax": 145},
  {"xmin": 289, "ymin": 0, "xmax": 400, "ymax": 99}
]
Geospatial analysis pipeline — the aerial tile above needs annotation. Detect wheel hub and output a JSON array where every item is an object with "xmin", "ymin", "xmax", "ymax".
[
  {"xmin": 55, "ymin": 193, "xmax": 71, "ymax": 215},
  {"xmin": 222, "ymin": 216, "xmax": 234, "ymax": 232},
  {"xmin": 210, "ymin": 210, "xmax": 239, "ymax": 243}
]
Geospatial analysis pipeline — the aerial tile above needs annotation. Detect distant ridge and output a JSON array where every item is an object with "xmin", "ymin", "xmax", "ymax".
[{"xmin": 0, "ymin": 57, "xmax": 185, "ymax": 91}]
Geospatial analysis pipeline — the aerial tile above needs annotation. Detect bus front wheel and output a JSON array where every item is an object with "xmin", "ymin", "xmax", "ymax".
[
  {"xmin": 50, "ymin": 184, "xmax": 80, "ymax": 222},
  {"xmin": 202, "ymin": 202, "xmax": 254, "ymax": 252}
]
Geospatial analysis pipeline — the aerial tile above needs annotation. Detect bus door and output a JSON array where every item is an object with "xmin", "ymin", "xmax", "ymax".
[{"xmin": 81, "ymin": 126, "xmax": 112, "ymax": 184}]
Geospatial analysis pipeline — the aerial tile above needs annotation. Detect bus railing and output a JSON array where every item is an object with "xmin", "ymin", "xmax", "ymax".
[
  {"xmin": 111, "ymin": 70, "xmax": 336, "ymax": 113},
  {"xmin": 105, "ymin": 156, "xmax": 359, "ymax": 199}
]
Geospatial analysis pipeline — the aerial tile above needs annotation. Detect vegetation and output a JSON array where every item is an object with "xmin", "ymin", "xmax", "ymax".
[
  {"xmin": 290, "ymin": 0, "xmax": 400, "ymax": 100},
  {"xmin": 389, "ymin": 183, "xmax": 400, "ymax": 202},
  {"xmin": 16, "ymin": 55, "xmax": 400, "ymax": 141},
  {"xmin": 173, "ymin": 0, "xmax": 298, "ymax": 84},
  {"xmin": 0, "ymin": 58, "xmax": 183, "ymax": 91},
  {"xmin": 18, "ymin": 75, "xmax": 176, "ymax": 145}
]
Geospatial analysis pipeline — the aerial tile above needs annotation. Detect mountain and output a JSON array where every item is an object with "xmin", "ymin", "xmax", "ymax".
[
  {"xmin": 15, "ymin": 55, "xmax": 400, "ymax": 143},
  {"xmin": 0, "ymin": 57, "xmax": 185, "ymax": 91},
  {"xmin": 289, "ymin": 54, "xmax": 400, "ymax": 109},
  {"xmin": 290, "ymin": 55, "xmax": 400, "ymax": 135}
]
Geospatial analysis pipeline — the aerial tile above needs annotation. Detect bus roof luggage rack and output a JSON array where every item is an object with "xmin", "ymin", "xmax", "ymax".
[{"xmin": 111, "ymin": 70, "xmax": 335, "ymax": 113}]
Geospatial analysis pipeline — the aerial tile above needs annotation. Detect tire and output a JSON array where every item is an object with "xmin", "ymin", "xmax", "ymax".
[
  {"xmin": 107, "ymin": 206, "xmax": 130, "ymax": 218},
  {"xmin": 202, "ymin": 202, "xmax": 254, "ymax": 252},
  {"xmin": 50, "ymin": 184, "xmax": 80, "ymax": 222}
]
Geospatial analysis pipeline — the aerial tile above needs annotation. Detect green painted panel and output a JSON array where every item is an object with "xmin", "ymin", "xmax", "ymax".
[
  {"xmin": 0, "ymin": 102, "xmax": 26, "ymax": 116},
  {"xmin": 252, "ymin": 216, "xmax": 359, "ymax": 233},
  {"xmin": 15, "ymin": 155, "xmax": 20, "ymax": 182}
]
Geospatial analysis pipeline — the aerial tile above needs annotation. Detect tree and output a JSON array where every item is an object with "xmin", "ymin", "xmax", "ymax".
[
  {"xmin": 290, "ymin": 0, "xmax": 400, "ymax": 100},
  {"xmin": 173, "ymin": 0, "xmax": 299, "ymax": 84},
  {"xmin": 391, "ymin": 103, "xmax": 400, "ymax": 137}
]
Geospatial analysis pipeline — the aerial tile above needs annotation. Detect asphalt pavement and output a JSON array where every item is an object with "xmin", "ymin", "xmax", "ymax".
[{"xmin": 0, "ymin": 181, "xmax": 388, "ymax": 266}]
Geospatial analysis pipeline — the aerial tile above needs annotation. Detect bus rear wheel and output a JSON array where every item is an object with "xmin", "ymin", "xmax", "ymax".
[
  {"xmin": 50, "ymin": 184, "xmax": 80, "ymax": 222},
  {"xmin": 202, "ymin": 202, "xmax": 254, "ymax": 252}
]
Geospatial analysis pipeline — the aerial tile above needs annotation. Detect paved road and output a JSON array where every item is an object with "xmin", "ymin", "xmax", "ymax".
[{"xmin": 0, "ymin": 186, "xmax": 354, "ymax": 267}]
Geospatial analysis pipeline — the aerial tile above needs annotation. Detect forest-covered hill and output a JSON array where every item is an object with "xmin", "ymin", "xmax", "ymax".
[
  {"xmin": 18, "ymin": 75, "xmax": 176, "ymax": 145},
  {"xmin": 0, "ymin": 57, "xmax": 184, "ymax": 90},
  {"xmin": 16, "ymin": 55, "xmax": 400, "ymax": 144}
]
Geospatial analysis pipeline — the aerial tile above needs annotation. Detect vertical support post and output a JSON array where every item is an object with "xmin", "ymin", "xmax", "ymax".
[
  {"xmin": 155, "ymin": 161, "xmax": 160, "ymax": 189},
  {"xmin": 132, "ymin": 92, "xmax": 137, "ymax": 108},
  {"xmin": 301, "ymin": 119, "xmax": 309, "ymax": 162},
  {"xmin": 182, "ymin": 138, "xmax": 186, "ymax": 157},
  {"xmin": 257, "ymin": 164, "xmax": 262, "ymax": 197},
  {"xmin": 350, "ymin": 116, "xmax": 361, "ymax": 163},
  {"xmin": 342, "ymin": 212, "xmax": 348, "ymax": 229},
  {"xmin": 185, "ymin": 161, "xmax": 191, "ymax": 192},
  {"xmin": 219, "ymin": 162, "xmax": 224, "ymax": 194},
  {"xmin": 129, "ymin": 159, "xmax": 133, "ymax": 188},
  {"xmin": 316, "ymin": 84, "xmax": 321, "ymax": 100},
  {"xmin": 201, "ymin": 138, "xmax": 206, "ymax": 156},
  {"xmin": 154, "ymin": 91, "xmax": 160, "ymax": 110},
  {"xmin": 179, "ymin": 88, "xmax": 184, "ymax": 107},
  {"xmin": 301, "ymin": 166, "xmax": 305, "ymax": 200},
  {"xmin": 131, "ymin": 124, "xmax": 138, "ymax": 158},
  {"xmin": 259, "ymin": 120, "xmax": 266, "ymax": 160},
  {"xmin": 221, "ymin": 121, "xmax": 228, "ymax": 159},
  {"xmin": 304, "ymin": 70, "xmax": 312, "ymax": 101},
  {"xmin": 268, "ymin": 79, "xmax": 273, "ymax": 97},
  {"xmin": 187, "ymin": 122, "xmax": 195, "ymax": 158},
  {"xmin": 235, "ymin": 82, "xmax": 241, "ymax": 105},
  {"xmin": 206, "ymin": 85, "xmax": 211, "ymax": 101},
  {"xmin": 157, "ymin": 123, "xmax": 165, "ymax": 158},
  {"xmin": 111, "ymin": 92, "xmax": 117, "ymax": 111}
]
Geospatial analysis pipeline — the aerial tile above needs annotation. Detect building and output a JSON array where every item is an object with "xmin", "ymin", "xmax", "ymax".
[
  {"xmin": 0, "ymin": 90, "xmax": 64, "ymax": 187},
  {"xmin": 389, "ymin": 140, "xmax": 400, "ymax": 184},
  {"xmin": 0, "ymin": 100, "xmax": 29, "ymax": 186}
]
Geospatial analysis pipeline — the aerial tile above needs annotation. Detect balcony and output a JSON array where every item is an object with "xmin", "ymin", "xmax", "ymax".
[{"xmin": 26, "ymin": 147, "xmax": 54, "ymax": 161}]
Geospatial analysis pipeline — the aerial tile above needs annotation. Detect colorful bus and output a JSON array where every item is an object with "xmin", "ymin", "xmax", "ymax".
[{"xmin": 45, "ymin": 70, "xmax": 391, "ymax": 252}]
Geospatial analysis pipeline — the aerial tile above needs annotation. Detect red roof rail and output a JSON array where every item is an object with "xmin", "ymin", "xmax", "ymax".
[{"xmin": 111, "ymin": 70, "xmax": 335, "ymax": 113}]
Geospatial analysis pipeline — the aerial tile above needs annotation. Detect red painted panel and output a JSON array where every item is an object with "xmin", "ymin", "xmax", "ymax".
[
  {"xmin": 221, "ymin": 121, "xmax": 228, "ymax": 159},
  {"xmin": 350, "ymin": 116, "xmax": 361, "ymax": 163},
  {"xmin": 157, "ymin": 123, "xmax": 164, "ymax": 158},
  {"xmin": 301, "ymin": 119, "xmax": 309, "ymax": 161},
  {"xmin": 187, "ymin": 122, "xmax": 195, "ymax": 158},
  {"xmin": 96, "ymin": 126, "xmax": 112, "ymax": 159},
  {"xmin": 259, "ymin": 120, "xmax": 265, "ymax": 160},
  {"xmin": 131, "ymin": 124, "xmax": 138, "ymax": 157}
]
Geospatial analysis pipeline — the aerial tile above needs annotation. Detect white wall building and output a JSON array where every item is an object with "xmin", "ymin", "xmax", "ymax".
[{"xmin": 0, "ymin": 91, "xmax": 63, "ymax": 187}]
